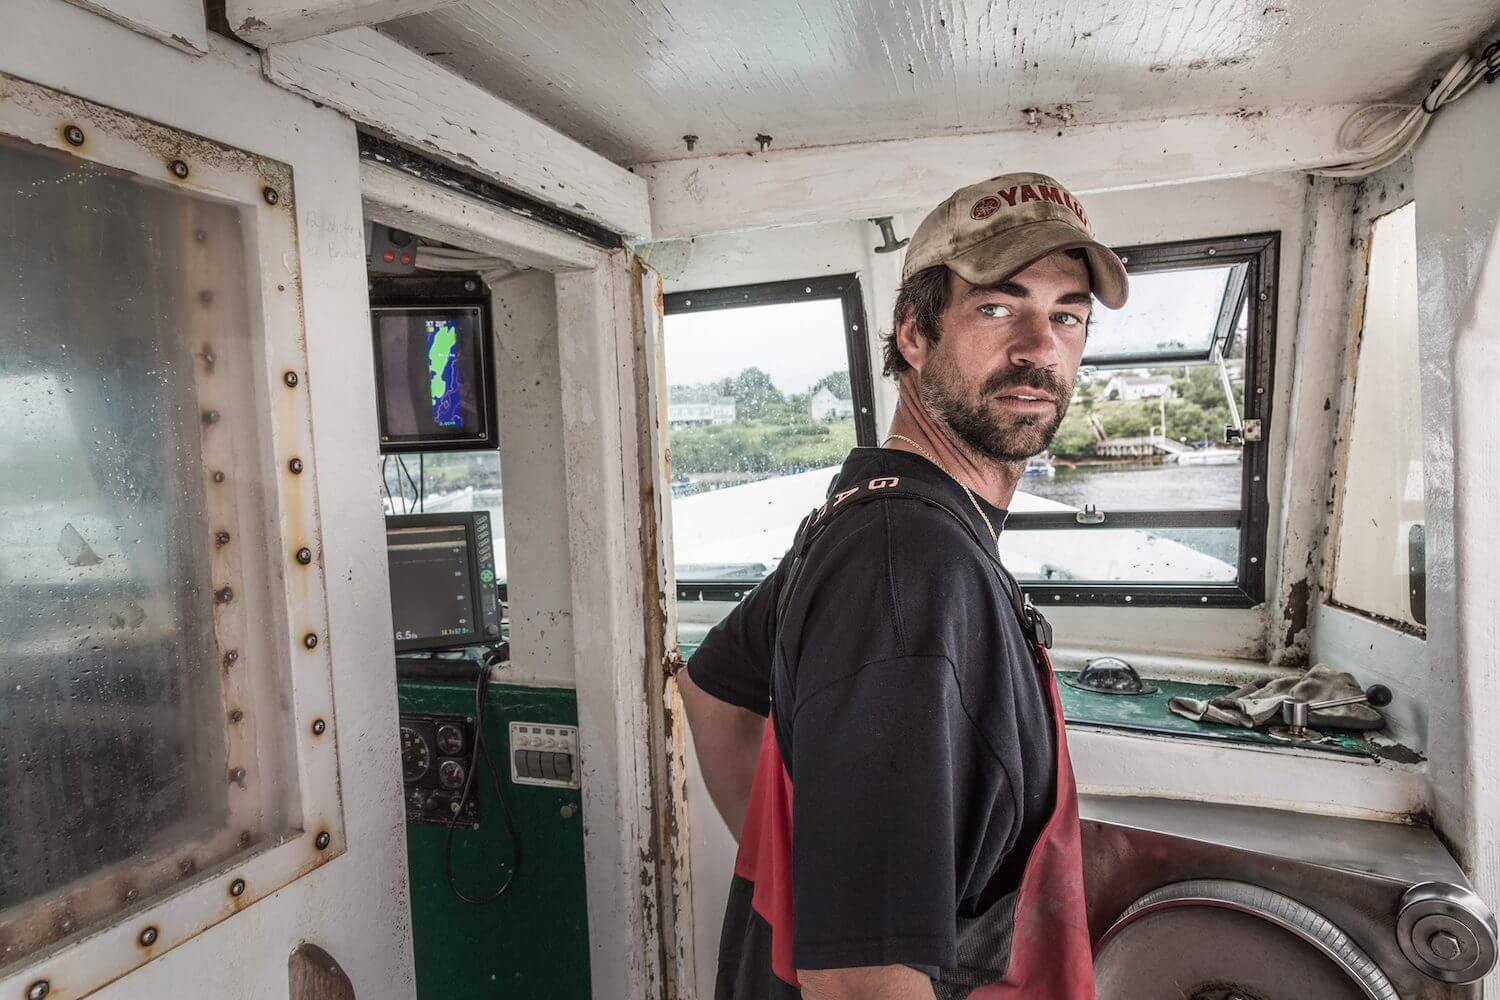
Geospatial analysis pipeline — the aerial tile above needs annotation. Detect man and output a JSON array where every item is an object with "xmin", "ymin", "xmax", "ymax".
[{"xmin": 679, "ymin": 173, "xmax": 1129, "ymax": 1000}]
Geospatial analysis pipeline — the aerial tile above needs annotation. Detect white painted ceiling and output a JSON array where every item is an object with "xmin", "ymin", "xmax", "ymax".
[{"xmin": 381, "ymin": 0, "xmax": 1498, "ymax": 166}]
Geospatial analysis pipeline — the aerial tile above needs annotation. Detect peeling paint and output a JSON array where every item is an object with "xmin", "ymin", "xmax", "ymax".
[{"xmin": 379, "ymin": 0, "xmax": 1499, "ymax": 163}]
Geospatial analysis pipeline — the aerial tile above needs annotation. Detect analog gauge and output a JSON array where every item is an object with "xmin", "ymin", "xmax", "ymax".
[
  {"xmin": 400, "ymin": 726, "xmax": 432, "ymax": 784},
  {"xmin": 435, "ymin": 724, "xmax": 466, "ymax": 756},
  {"xmin": 438, "ymin": 759, "xmax": 466, "ymax": 790}
]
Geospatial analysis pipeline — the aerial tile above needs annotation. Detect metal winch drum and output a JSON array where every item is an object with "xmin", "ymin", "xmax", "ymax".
[{"xmin": 1082, "ymin": 796, "xmax": 1497, "ymax": 999}]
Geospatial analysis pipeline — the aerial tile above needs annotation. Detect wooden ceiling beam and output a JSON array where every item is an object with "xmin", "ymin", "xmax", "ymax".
[
  {"xmin": 228, "ymin": 0, "xmax": 458, "ymax": 46},
  {"xmin": 262, "ymin": 28, "xmax": 653, "ymax": 240},
  {"xmin": 636, "ymin": 105, "xmax": 1364, "ymax": 239}
]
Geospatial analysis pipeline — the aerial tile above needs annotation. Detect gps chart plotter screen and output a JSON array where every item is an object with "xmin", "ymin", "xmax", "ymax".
[{"xmin": 372, "ymin": 305, "xmax": 493, "ymax": 451}]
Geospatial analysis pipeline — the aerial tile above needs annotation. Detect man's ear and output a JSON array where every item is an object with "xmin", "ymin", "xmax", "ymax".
[{"xmin": 894, "ymin": 310, "xmax": 928, "ymax": 374}]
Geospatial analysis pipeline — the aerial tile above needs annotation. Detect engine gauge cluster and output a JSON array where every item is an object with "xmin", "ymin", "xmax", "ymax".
[{"xmin": 399, "ymin": 714, "xmax": 478, "ymax": 827}]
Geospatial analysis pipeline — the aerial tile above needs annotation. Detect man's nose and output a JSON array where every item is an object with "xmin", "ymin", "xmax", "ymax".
[{"xmin": 1005, "ymin": 309, "xmax": 1063, "ymax": 370}]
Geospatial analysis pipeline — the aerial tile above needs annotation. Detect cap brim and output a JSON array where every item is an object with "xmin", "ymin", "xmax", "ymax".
[{"xmin": 945, "ymin": 220, "xmax": 1129, "ymax": 309}]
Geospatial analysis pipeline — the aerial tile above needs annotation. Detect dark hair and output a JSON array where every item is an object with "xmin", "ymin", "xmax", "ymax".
[
  {"xmin": 882, "ymin": 250, "xmax": 1092, "ymax": 377},
  {"xmin": 883, "ymin": 264, "xmax": 950, "ymax": 377}
]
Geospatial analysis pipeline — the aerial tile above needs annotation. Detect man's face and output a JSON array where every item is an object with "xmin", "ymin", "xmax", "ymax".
[{"xmin": 907, "ymin": 252, "xmax": 1092, "ymax": 462}]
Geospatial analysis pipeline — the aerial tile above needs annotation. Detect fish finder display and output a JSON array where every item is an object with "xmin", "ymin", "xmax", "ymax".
[
  {"xmin": 387, "ymin": 524, "xmax": 476, "ymax": 646},
  {"xmin": 372, "ymin": 305, "xmax": 493, "ymax": 451},
  {"xmin": 385, "ymin": 512, "xmax": 503, "ymax": 654}
]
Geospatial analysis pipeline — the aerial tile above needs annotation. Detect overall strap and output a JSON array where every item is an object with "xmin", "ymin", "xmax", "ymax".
[{"xmin": 773, "ymin": 473, "xmax": 1053, "ymax": 650}]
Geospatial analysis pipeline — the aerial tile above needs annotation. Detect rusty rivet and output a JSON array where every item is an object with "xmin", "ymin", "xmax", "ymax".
[
  {"xmin": 238, "ymin": 830, "xmax": 253, "ymax": 848},
  {"xmin": 26, "ymin": 980, "xmax": 49, "ymax": 1000},
  {"xmin": 212, "ymin": 470, "xmax": 226, "ymax": 483},
  {"xmin": 215, "ymin": 530, "xmax": 231, "ymax": 546},
  {"xmin": 201, "ymin": 409, "xmax": 220, "ymax": 425},
  {"xmin": 303, "ymin": 633, "xmax": 319, "ymax": 649},
  {"xmin": 194, "ymin": 228, "xmax": 208, "ymax": 243},
  {"xmin": 315, "ymin": 831, "xmax": 331, "ymax": 850},
  {"xmin": 64, "ymin": 124, "xmax": 85, "ymax": 146},
  {"xmin": 283, "ymin": 370, "xmax": 299, "ymax": 387},
  {"xmin": 263, "ymin": 186, "xmax": 279, "ymax": 205},
  {"xmin": 138, "ymin": 926, "xmax": 158, "ymax": 947},
  {"xmin": 311, "ymin": 718, "xmax": 327, "ymax": 736},
  {"xmin": 288, "ymin": 457, "xmax": 304, "ymax": 474},
  {"xmin": 215, "ymin": 586, "xmax": 234, "ymax": 604},
  {"xmin": 228, "ymin": 766, "xmax": 246, "ymax": 785},
  {"xmin": 170, "ymin": 159, "xmax": 189, "ymax": 179},
  {"xmin": 229, "ymin": 709, "xmax": 244, "ymax": 723},
  {"xmin": 229, "ymin": 877, "xmax": 246, "ymax": 897},
  {"xmin": 295, "ymin": 547, "xmax": 313, "ymax": 565},
  {"xmin": 199, "ymin": 290, "xmax": 214, "ymax": 305},
  {"xmin": 223, "ymin": 648, "xmax": 239, "ymax": 667}
]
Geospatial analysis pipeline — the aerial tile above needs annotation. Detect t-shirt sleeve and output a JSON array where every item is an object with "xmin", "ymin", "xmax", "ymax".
[
  {"xmin": 684, "ymin": 559, "xmax": 785, "ymax": 717},
  {"xmin": 785, "ymin": 507, "xmax": 1020, "ymax": 972}
]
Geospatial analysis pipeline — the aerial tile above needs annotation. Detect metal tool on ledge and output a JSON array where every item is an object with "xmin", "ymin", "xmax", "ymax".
[{"xmin": 1268, "ymin": 683, "xmax": 1392, "ymax": 743}]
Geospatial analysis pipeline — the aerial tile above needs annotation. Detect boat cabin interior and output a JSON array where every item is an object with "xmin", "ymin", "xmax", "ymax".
[{"xmin": 3, "ymin": 1, "xmax": 1500, "ymax": 997}]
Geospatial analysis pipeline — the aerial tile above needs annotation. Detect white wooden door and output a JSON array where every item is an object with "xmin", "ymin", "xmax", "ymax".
[{"xmin": 1, "ymin": 2, "xmax": 414, "ymax": 997}]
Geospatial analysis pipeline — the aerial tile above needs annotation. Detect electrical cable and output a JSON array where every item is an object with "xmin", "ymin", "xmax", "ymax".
[
  {"xmin": 1316, "ymin": 38, "xmax": 1500, "ymax": 178},
  {"xmin": 443, "ymin": 654, "xmax": 523, "ymax": 904},
  {"xmin": 397, "ymin": 454, "xmax": 420, "ymax": 513}
]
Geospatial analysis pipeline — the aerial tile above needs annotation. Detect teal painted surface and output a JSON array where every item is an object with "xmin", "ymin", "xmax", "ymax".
[
  {"xmin": 398, "ymin": 678, "xmax": 592, "ymax": 1000},
  {"xmin": 1056, "ymin": 671, "xmax": 1375, "ymax": 757}
]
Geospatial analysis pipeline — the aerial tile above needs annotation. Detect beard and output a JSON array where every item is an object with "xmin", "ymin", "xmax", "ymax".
[{"xmin": 918, "ymin": 350, "xmax": 1072, "ymax": 462}]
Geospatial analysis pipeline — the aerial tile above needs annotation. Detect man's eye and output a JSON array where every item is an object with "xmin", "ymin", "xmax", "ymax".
[
  {"xmin": 1054, "ymin": 313, "xmax": 1086, "ymax": 328},
  {"xmin": 979, "ymin": 304, "xmax": 1013, "ymax": 318}
]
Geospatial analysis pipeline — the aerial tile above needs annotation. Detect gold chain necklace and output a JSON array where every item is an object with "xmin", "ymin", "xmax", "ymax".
[{"xmin": 883, "ymin": 433, "xmax": 1000, "ymax": 554}]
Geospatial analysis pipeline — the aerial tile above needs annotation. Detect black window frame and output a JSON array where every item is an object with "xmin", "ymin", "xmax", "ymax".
[
  {"xmin": 1008, "ymin": 232, "xmax": 1279, "ymax": 608},
  {"xmin": 663, "ymin": 273, "xmax": 877, "ymax": 601}
]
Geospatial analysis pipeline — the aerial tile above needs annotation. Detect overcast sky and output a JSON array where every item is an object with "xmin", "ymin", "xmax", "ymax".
[{"xmin": 663, "ymin": 298, "xmax": 852, "ymax": 394}]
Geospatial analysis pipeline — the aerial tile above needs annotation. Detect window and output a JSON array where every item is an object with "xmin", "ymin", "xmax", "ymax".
[
  {"xmin": 0, "ymin": 80, "xmax": 340, "ymax": 987},
  {"xmin": 1329, "ymin": 203, "xmax": 1423, "ymax": 630},
  {"xmin": 1002, "ymin": 233, "xmax": 1278, "ymax": 606},
  {"xmin": 662, "ymin": 276, "xmax": 875, "ymax": 634}
]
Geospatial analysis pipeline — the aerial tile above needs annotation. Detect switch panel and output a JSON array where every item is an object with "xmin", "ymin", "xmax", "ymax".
[{"xmin": 509, "ymin": 722, "xmax": 580, "ymax": 789}]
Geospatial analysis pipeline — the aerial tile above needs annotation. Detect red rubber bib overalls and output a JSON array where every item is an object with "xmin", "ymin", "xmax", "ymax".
[{"xmin": 733, "ymin": 475, "xmax": 1095, "ymax": 999}]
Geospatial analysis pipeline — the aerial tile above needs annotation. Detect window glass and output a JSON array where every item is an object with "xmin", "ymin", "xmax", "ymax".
[
  {"xmin": 1331, "ymin": 203, "xmax": 1423, "ymax": 628},
  {"xmin": 1031, "ymin": 305, "xmax": 1247, "ymax": 517},
  {"xmin": 382, "ymin": 451, "xmax": 507, "ymax": 581},
  {"xmin": 665, "ymin": 297, "xmax": 858, "ymax": 583},
  {"xmin": 1082, "ymin": 264, "xmax": 1242, "ymax": 363},
  {"xmin": 1000, "ymin": 526, "xmax": 1238, "ymax": 583},
  {"xmin": 0, "ymin": 137, "xmax": 294, "ymax": 963}
]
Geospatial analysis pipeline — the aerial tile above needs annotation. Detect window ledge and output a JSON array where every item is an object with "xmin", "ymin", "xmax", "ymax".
[{"xmin": 1069, "ymin": 725, "xmax": 1427, "ymax": 823}]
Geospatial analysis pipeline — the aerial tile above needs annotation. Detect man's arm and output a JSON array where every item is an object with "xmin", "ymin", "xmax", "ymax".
[
  {"xmin": 679, "ymin": 669, "xmax": 764, "ymax": 839},
  {"xmin": 798, "ymin": 966, "xmax": 937, "ymax": 1000}
]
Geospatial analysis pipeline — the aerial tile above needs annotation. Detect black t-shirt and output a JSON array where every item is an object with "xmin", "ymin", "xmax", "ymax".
[{"xmin": 688, "ymin": 448, "xmax": 1057, "ymax": 988}]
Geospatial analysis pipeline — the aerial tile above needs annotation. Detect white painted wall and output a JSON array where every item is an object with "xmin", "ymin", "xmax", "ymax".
[
  {"xmin": 490, "ymin": 269, "xmax": 578, "ymax": 687},
  {"xmin": 1413, "ymin": 79, "xmax": 1500, "ymax": 971},
  {"xmin": 4, "ymin": 1, "xmax": 415, "ymax": 996}
]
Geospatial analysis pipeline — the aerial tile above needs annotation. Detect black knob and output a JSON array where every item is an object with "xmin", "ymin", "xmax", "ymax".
[{"xmin": 1366, "ymin": 684, "xmax": 1393, "ymax": 708}]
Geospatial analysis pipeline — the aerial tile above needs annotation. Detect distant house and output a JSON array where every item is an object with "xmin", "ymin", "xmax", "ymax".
[
  {"xmin": 668, "ymin": 386, "xmax": 736, "ymax": 426},
  {"xmin": 809, "ymin": 386, "xmax": 855, "ymax": 421},
  {"xmin": 1102, "ymin": 374, "xmax": 1176, "ymax": 401}
]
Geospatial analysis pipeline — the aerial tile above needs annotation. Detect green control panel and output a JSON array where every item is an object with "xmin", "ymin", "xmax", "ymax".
[{"xmin": 398, "ymin": 677, "xmax": 592, "ymax": 999}]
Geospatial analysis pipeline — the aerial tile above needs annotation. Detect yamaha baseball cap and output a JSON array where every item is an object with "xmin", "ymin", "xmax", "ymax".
[{"xmin": 903, "ymin": 172, "xmax": 1129, "ymax": 309}]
